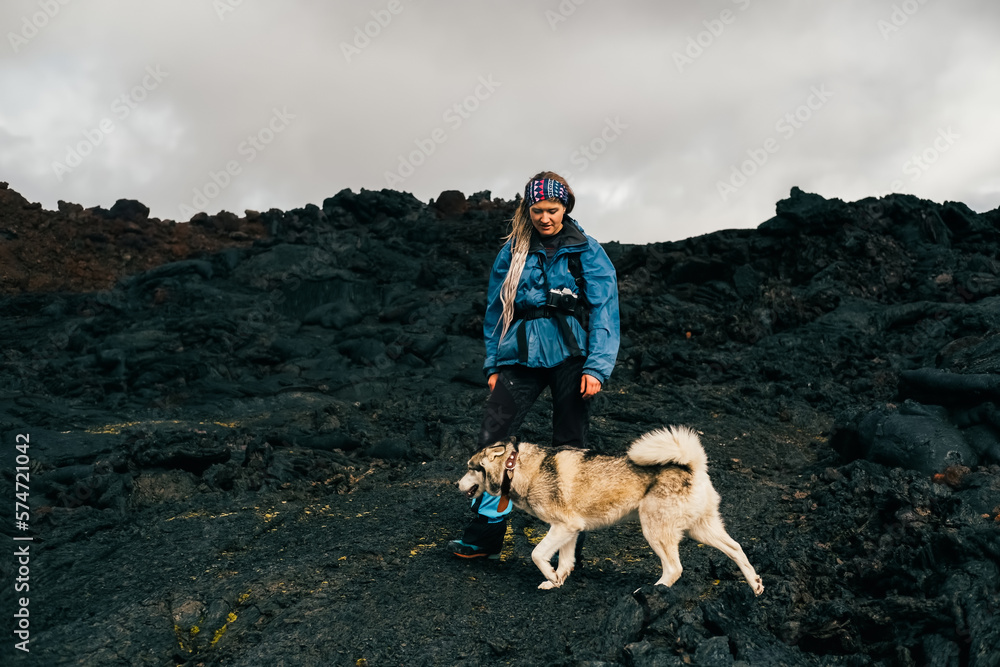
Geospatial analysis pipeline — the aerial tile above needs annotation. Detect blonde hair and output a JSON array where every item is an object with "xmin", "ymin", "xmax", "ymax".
[{"xmin": 498, "ymin": 171, "xmax": 575, "ymax": 338}]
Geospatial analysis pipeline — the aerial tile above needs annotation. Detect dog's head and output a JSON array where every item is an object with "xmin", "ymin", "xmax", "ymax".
[{"xmin": 457, "ymin": 437, "xmax": 517, "ymax": 499}]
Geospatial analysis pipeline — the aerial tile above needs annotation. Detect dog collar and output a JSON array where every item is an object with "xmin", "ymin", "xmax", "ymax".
[{"xmin": 497, "ymin": 450, "xmax": 518, "ymax": 512}]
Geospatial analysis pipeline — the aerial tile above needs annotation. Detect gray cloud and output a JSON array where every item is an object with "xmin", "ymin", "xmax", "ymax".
[{"xmin": 1, "ymin": 0, "xmax": 997, "ymax": 243}]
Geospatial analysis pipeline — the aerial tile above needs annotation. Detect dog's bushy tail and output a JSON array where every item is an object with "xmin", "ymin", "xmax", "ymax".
[{"xmin": 627, "ymin": 426, "xmax": 707, "ymax": 471}]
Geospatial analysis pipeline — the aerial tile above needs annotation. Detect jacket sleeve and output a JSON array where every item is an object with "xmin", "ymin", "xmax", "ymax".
[
  {"xmin": 581, "ymin": 238, "xmax": 620, "ymax": 384},
  {"xmin": 483, "ymin": 243, "xmax": 512, "ymax": 378}
]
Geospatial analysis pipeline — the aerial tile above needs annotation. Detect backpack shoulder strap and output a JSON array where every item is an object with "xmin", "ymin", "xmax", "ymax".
[{"xmin": 567, "ymin": 253, "xmax": 587, "ymax": 303}]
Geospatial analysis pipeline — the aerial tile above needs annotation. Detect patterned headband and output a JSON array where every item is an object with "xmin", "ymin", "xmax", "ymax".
[{"xmin": 524, "ymin": 178, "xmax": 569, "ymax": 207}]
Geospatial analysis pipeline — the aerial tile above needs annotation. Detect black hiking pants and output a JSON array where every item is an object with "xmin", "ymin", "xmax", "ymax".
[
  {"xmin": 461, "ymin": 358, "xmax": 590, "ymax": 553},
  {"xmin": 482, "ymin": 356, "xmax": 591, "ymax": 449}
]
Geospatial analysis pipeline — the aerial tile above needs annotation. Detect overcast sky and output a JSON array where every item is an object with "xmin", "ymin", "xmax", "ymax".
[{"xmin": 1, "ymin": 0, "xmax": 997, "ymax": 244}]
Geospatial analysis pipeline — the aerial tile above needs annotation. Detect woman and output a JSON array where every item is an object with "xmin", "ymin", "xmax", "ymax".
[{"xmin": 448, "ymin": 171, "xmax": 621, "ymax": 559}]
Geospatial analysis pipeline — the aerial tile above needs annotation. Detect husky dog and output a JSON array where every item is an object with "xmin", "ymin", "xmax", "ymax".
[{"xmin": 457, "ymin": 426, "xmax": 764, "ymax": 593}]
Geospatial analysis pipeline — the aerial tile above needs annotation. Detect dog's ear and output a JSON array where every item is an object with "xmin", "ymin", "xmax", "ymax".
[{"xmin": 486, "ymin": 444, "xmax": 508, "ymax": 461}]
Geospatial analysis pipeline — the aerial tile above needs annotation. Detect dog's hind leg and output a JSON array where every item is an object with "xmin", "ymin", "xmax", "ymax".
[
  {"xmin": 639, "ymin": 505, "xmax": 684, "ymax": 587},
  {"xmin": 531, "ymin": 524, "xmax": 578, "ymax": 590},
  {"xmin": 687, "ymin": 512, "xmax": 764, "ymax": 595}
]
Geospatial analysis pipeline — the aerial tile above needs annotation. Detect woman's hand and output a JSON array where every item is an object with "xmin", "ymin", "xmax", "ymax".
[
  {"xmin": 488, "ymin": 373, "xmax": 499, "ymax": 391},
  {"xmin": 580, "ymin": 374, "xmax": 602, "ymax": 399}
]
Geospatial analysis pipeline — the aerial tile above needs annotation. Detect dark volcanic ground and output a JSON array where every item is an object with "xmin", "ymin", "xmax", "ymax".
[{"xmin": 1, "ymin": 183, "xmax": 999, "ymax": 666}]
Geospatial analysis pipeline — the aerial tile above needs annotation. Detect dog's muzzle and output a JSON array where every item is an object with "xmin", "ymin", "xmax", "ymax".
[{"xmin": 457, "ymin": 471, "xmax": 482, "ymax": 499}]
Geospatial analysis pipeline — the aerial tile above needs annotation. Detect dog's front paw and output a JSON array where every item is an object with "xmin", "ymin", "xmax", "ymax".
[{"xmin": 538, "ymin": 580, "xmax": 561, "ymax": 590}]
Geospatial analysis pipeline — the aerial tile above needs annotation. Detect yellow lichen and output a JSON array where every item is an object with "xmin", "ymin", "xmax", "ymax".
[
  {"xmin": 86, "ymin": 419, "xmax": 241, "ymax": 435},
  {"xmin": 499, "ymin": 523, "xmax": 516, "ymax": 561},
  {"xmin": 522, "ymin": 526, "xmax": 545, "ymax": 545},
  {"xmin": 209, "ymin": 613, "xmax": 238, "ymax": 646},
  {"xmin": 409, "ymin": 543, "xmax": 437, "ymax": 557}
]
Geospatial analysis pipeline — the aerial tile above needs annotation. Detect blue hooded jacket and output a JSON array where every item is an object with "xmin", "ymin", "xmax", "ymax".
[{"xmin": 483, "ymin": 217, "xmax": 620, "ymax": 384}]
